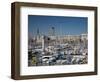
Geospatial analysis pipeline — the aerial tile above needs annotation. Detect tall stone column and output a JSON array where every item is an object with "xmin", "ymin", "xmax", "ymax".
[{"xmin": 42, "ymin": 36, "xmax": 45, "ymax": 51}]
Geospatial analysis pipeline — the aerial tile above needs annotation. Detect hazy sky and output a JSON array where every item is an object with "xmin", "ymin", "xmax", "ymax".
[{"xmin": 28, "ymin": 15, "xmax": 87, "ymax": 36}]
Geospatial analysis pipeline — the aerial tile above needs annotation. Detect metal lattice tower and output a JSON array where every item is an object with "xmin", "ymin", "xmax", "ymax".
[{"xmin": 49, "ymin": 27, "xmax": 55, "ymax": 36}]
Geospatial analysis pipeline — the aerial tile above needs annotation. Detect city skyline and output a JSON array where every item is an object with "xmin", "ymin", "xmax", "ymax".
[
  {"xmin": 28, "ymin": 15, "xmax": 88, "ymax": 66},
  {"xmin": 28, "ymin": 15, "xmax": 87, "ymax": 37}
]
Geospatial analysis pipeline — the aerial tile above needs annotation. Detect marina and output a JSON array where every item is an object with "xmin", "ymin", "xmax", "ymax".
[
  {"xmin": 28, "ymin": 15, "xmax": 88, "ymax": 66},
  {"xmin": 28, "ymin": 32, "xmax": 88, "ymax": 66}
]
